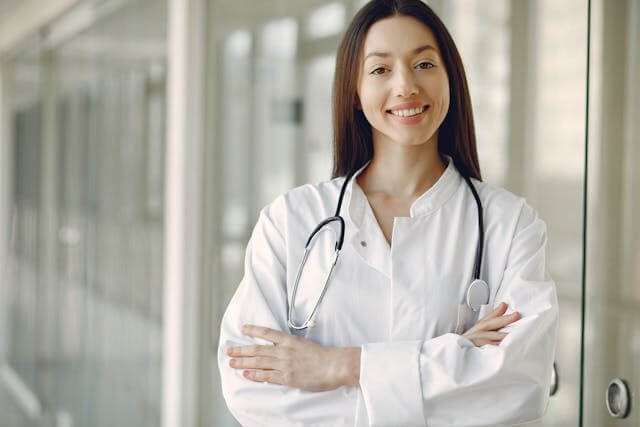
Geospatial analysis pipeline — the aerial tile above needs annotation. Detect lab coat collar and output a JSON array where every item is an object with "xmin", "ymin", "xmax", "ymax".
[
  {"xmin": 344, "ymin": 154, "xmax": 463, "ymax": 229},
  {"xmin": 341, "ymin": 154, "xmax": 462, "ymax": 279}
]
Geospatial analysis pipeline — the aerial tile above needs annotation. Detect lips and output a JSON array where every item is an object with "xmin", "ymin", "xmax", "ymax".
[
  {"xmin": 386, "ymin": 105, "xmax": 430, "ymax": 116},
  {"xmin": 386, "ymin": 101, "xmax": 428, "ymax": 112},
  {"xmin": 385, "ymin": 104, "xmax": 431, "ymax": 113},
  {"xmin": 386, "ymin": 105, "xmax": 429, "ymax": 124}
]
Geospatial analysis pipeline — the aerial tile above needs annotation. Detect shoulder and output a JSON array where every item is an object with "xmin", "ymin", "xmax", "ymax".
[
  {"xmin": 281, "ymin": 177, "xmax": 344, "ymax": 208},
  {"xmin": 258, "ymin": 177, "xmax": 345, "ymax": 233},
  {"xmin": 469, "ymin": 178, "xmax": 546, "ymax": 237},
  {"xmin": 469, "ymin": 178, "xmax": 523, "ymax": 212},
  {"xmin": 267, "ymin": 177, "xmax": 343, "ymax": 214}
]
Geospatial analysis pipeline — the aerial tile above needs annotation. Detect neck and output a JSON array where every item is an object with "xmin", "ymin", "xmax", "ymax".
[{"xmin": 357, "ymin": 135, "xmax": 447, "ymax": 199}]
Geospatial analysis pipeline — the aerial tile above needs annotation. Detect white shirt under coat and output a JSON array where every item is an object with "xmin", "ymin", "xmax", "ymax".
[{"xmin": 218, "ymin": 156, "xmax": 559, "ymax": 426}]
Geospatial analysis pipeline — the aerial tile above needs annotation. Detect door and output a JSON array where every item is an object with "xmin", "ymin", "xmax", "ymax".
[{"xmin": 582, "ymin": 0, "xmax": 640, "ymax": 425}]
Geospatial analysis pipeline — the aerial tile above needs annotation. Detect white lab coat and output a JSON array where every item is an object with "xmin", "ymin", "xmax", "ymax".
[{"xmin": 218, "ymin": 156, "xmax": 559, "ymax": 427}]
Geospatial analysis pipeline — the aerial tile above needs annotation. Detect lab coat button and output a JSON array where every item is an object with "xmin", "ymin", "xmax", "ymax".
[{"xmin": 360, "ymin": 240, "xmax": 367, "ymax": 247}]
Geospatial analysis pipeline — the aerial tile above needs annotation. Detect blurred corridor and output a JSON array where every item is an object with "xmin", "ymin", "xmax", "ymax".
[{"xmin": 0, "ymin": 0, "xmax": 639, "ymax": 426}]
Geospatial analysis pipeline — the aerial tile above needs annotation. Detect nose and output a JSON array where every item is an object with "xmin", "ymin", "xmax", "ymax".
[{"xmin": 392, "ymin": 65, "xmax": 419, "ymax": 97}]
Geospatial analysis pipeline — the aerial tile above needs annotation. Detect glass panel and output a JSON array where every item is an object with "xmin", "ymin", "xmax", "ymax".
[
  {"xmin": 3, "ymin": 0, "xmax": 167, "ymax": 425},
  {"xmin": 50, "ymin": 1, "xmax": 168, "ymax": 424},
  {"xmin": 303, "ymin": 54, "xmax": 336, "ymax": 185},
  {"xmin": 304, "ymin": 3, "xmax": 346, "ymax": 39},
  {"xmin": 441, "ymin": 0, "xmax": 511, "ymax": 185},
  {"xmin": 255, "ymin": 17, "xmax": 298, "ymax": 206},
  {"xmin": 6, "ymin": 37, "xmax": 43, "ymax": 398},
  {"xmin": 583, "ymin": 0, "xmax": 640, "ymax": 425}
]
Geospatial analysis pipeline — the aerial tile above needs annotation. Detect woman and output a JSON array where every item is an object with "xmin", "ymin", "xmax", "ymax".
[{"xmin": 218, "ymin": 1, "xmax": 558, "ymax": 426}]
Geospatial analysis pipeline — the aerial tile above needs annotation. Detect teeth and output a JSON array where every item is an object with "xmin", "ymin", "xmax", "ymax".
[{"xmin": 390, "ymin": 106, "xmax": 427, "ymax": 117}]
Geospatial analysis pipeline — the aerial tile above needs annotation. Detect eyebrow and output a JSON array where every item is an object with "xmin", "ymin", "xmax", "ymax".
[{"xmin": 363, "ymin": 44, "xmax": 439, "ymax": 63}]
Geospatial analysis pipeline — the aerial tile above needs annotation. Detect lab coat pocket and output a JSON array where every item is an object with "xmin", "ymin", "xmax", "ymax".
[{"xmin": 455, "ymin": 302, "xmax": 492, "ymax": 335}]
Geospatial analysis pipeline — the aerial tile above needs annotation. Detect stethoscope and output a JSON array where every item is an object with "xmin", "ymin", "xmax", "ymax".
[{"xmin": 287, "ymin": 161, "xmax": 489, "ymax": 330}]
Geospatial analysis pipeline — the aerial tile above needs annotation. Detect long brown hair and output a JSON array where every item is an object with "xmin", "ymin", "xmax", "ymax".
[{"xmin": 331, "ymin": 0, "xmax": 481, "ymax": 181}]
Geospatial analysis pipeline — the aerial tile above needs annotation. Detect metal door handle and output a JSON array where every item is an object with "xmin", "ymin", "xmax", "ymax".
[{"xmin": 605, "ymin": 378, "xmax": 631, "ymax": 418}]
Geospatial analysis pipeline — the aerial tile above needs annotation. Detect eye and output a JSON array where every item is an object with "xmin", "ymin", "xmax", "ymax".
[
  {"xmin": 370, "ymin": 67, "xmax": 387, "ymax": 75},
  {"xmin": 416, "ymin": 61, "xmax": 435, "ymax": 69}
]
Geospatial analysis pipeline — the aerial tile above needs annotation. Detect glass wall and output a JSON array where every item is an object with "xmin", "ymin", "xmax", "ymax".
[
  {"xmin": 6, "ymin": 36, "xmax": 43, "ymax": 403},
  {"xmin": 207, "ymin": 0, "xmax": 588, "ymax": 425},
  {"xmin": 3, "ymin": 0, "xmax": 167, "ymax": 425},
  {"xmin": 582, "ymin": 0, "xmax": 640, "ymax": 425}
]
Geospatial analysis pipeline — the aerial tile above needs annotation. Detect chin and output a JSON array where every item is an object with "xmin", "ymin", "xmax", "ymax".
[
  {"xmin": 385, "ymin": 139, "xmax": 427, "ymax": 149},
  {"xmin": 373, "ymin": 126, "xmax": 436, "ymax": 147},
  {"xmin": 392, "ymin": 133, "xmax": 435, "ymax": 147}
]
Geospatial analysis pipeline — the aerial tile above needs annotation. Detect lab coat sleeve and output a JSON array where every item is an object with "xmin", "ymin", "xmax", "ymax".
[
  {"xmin": 218, "ymin": 196, "xmax": 349, "ymax": 427},
  {"xmin": 358, "ymin": 201, "xmax": 559, "ymax": 427}
]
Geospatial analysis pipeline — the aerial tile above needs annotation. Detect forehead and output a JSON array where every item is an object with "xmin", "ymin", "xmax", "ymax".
[{"xmin": 362, "ymin": 15, "xmax": 439, "ymax": 57}]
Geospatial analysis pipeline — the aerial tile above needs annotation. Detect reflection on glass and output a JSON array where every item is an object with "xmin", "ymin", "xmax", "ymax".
[
  {"xmin": 303, "ymin": 54, "xmax": 336, "ymax": 185},
  {"xmin": 443, "ymin": 0, "xmax": 510, "ymax": 185},
  {"xmin": 527, "ymin": 2, "xmax": 587, "ymax": 425},
  {"xmin": 5, "ymin": 0, "xmax": 167, "ymax": 426},
  {"xmin": 221, "ymin": 30, "xmax": 252, "ymax": 242},
  {"xmin": 256, "ymin": 18, "xmax": 298, "ymax": 207},
  {"xmin": 7, "ymin": 37, "xmax": 43, "ymax": 403},
  {"xmin": 305, "ymin": 3, "xmax": 346, "ymax": 39},
  {"xmin": 583, "ymin": 0, "xmax": 640, "ymax": 425}
]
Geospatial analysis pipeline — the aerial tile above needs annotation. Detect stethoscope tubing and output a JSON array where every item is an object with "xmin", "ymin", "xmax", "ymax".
[{"xmin": 287, "ymin": 160, "xmax": 485, "ymax": 330}]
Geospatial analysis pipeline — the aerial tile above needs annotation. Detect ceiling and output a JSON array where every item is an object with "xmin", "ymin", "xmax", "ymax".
[{"xmin": 1, "ymin": 0, "xmax": 360, "ymax": 62}]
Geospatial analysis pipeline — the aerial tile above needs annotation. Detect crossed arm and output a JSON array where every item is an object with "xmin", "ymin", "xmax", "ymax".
[
  {"xmin": 220, "ymin": 198, "xmax": 557, "ymax": 426},
  {"xmin": 227, "ymin": 324, "xmax": 360, "ymax": 391},
  {"xmin": 227, "ymin": 302, "xmax": 520, "ymax": 392}
]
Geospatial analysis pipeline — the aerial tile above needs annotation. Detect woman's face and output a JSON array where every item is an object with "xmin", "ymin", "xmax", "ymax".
[{"xmin": 357, "ymin": 15, "xmax": 450, "ymax": 147}]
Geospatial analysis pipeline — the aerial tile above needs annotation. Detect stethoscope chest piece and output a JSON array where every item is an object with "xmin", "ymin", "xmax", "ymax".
[{"xmin": 466, "ymin": 279, "xmax": 490, "ymax": 311}]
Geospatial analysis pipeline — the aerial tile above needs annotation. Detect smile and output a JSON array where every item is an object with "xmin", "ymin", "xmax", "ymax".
[{"xmin": 386, "ymin": 105, "xmax": 429, "ymax": 124}]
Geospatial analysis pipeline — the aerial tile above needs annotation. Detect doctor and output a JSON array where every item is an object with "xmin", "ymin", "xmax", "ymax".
[{"xmin": 218, "ymin": 0, "xmax": 558, "ymax": 426}]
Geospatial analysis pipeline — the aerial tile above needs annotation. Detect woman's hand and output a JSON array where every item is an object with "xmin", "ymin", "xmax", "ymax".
[
  {"xmin": 227, "ymin": 325, "xmax": 360, "ymax": 392},
  {"xmin": 462, "ymin": 302, "xmax": 521, "ymax": 347}
]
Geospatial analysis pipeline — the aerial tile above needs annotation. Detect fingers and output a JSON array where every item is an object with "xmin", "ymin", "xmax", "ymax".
[
  {"xmin": 227, "ymin": 344, "xmax": 279, "ymax": 358},
  {"xmin": 484, "ymin": 331, "xmax": 508, "ymax": 341},
  {"xmin": 465, "ymin": 304, "xmax": 519, "ymax": 335},
  {"xmin": 242, "ymin": 369, "xmax": 284, "ymax": 385},
  {"xmin": 463, "ymin": 303, "xmax": 521, "ymax": 348},
  {"xmin": 482, "ymin": 302, "xmax": 507, "ymax": 320},
  {"xmin": 465, "ymin": 331, "xmax": 507, "ymax": 341},
  {"xmin": 241, "ymin": 324, "xmax": 289, "ymax": 345},
  {"xmin": 463, "ymin": 329, "xmax": 508, "ymax": 347},
  {"xmin": 482, "ymin": 311, "xmax": 521, "ymax": 331},
  {"xmin": 229, "ymin": 324, "xmax": 298, "ymax": 359},
  {"xmin": 229, "ymin": 356, "xmax": 285, "ymax": 371}
]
